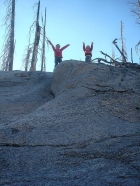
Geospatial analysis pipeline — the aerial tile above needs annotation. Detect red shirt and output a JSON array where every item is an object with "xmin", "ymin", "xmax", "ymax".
[
  {"xmin": 48, "ymin": 41, "xmax": 69, "ymax": 57},
  {"xmin": 83, "ymin": 43, "xmax": 93, "ymax": 56}
]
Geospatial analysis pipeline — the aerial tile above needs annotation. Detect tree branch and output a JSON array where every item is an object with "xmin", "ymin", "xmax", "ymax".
[{"xmin": 112, "ymin": 39, "xmax": 127, "ymax": 63}]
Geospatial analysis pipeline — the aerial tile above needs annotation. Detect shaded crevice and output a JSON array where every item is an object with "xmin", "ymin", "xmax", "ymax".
[
  {"xmin": 61, "ymin": 146, "xmax": 140, "ymax": 173},
  {"xmin": 95, "ymin": 133, "xmax": 140, "ymax": 144},
  {"xmin": 81, "ymin": 85, "xmax": 131, "ymax": 93},
  {"xmin": 53, "ymin": 85, "xmax": 136, "ymax": 98},
  {"xmin": 1, "ymin": 133, "xmax": 139, "ymax": 148},
  {"xmin": 0, "ymin": 143, "xmax": 72, "ymax": 148},
  {"xmin": 50, "ymin": 89, "xmax": 55, "ymax": 98},
  {"xmin": 0, "ymin": 143, "xmax": 47, "ymax": 147}
]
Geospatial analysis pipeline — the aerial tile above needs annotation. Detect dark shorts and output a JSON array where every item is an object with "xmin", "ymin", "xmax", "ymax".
[
  {"xmin": 85, "ymin": 55, "xmax": 92, "ymax": 62},
  {"xmin": 55, "ymin": 56, "xmax": 62, "ymax": 67}
]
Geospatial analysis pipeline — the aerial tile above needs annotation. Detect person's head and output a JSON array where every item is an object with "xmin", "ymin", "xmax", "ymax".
[
  {"xmin": 56, "ymin": 44, "xmax": 60, "ymax": 49},
  {"xmin": 86, "ymin": 45, "xmax": 90, "ymax": 50}
]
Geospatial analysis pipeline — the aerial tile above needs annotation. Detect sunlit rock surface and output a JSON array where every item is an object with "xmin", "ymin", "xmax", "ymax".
[{"xmin": 0, "ymin": 60, "xmax": 140, "ymax": 186}]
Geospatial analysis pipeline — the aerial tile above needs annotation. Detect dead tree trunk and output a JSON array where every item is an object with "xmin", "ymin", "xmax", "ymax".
[
  {"xmin": 31, "ymin": 0, "xmax": 40, "ymax": 71},
  {"xmin": 112, "ymin": 49, "xmax": 115, "ymax": 60},
  {"xmin": 41, "ymin": 8, "xmax": 46, "ymax": 72},
  {"xmin": 131, "ymin": 0, "xmax": 140, "ymax": 25},
  {"xmin": 131, "ymin": 48, "xmax": 133, "ymax": 63},
  {"xmin": 100, "ymin": 51, "xmax": 115, "ymax": 62},
  {"xmin": 1, "ymin": 0, "xmax": 15, "ymax": 71},
  {"xmin": 129, "ymin": 0, "xmax": 140, "ymax": 58},
  {"xmin": 8, "ymin": 0, "xmax": 15, "ymax": 71},
  {"xmin": 112, "ymin": 39, "xmax": 127, "ymax": 63},
  {"xmin": 120, "ymin": 21, "xmax": 127, "ymax": 63},
  {"xmin": 21, "ymin": 23, "xmax": 33, "ymax": 71},
  {"xmin": 25, "ymin": 48, "xmax": 32, "ymax": 71}
]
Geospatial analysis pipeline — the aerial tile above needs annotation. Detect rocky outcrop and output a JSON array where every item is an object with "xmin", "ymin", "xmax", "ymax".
[
  {"xmin": 0, "ymin": 60, "xmax": 140, "ymax": 186},
  {"xmin": 0, "ymin": 71, "xmax": 53, "ymax": 126}
]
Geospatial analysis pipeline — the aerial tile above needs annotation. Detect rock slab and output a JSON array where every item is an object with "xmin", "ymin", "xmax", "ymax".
[{"xmin": 0, "ymin": 61, "xmax": 140, "ymax": 185}]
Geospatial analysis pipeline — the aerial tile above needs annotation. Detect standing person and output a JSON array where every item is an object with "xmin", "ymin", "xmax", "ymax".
[
  {"xmin": 47, "ymin": 40, "xmax": 70, "ymax": 67},
  {"xmin": 83, "ymin": 42, "xmax": 93, "ymax": 62}
]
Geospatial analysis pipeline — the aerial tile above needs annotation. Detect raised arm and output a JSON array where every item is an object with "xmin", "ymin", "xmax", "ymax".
[
  {"xmin": 83, "ymin": 42, "xmax": 85, "ymax": 51},
  {"xmin": 61, "ymin": 44, "xmax": 70, "ymax": 51},
  {"xmin": 47, "ymin": 40, "xmax": 55, "ymax": 51}
]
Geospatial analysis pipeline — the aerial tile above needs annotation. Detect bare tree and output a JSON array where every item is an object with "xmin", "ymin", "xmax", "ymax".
[
  {"xmin": 92, "ymin": 39, "xmax": 127, "ymax": 66},
  {"xmin": 1, "ymin": 0, "xmax": 15, "ymax": 71},
  {"xmin": 112, "ymin": 39, "xmax": 127, "ymax": 63},
  {"xmin": 21, "ymin": 26, "xmax": 33, "ymax": 71},
  {"xmin": 30, "ymin": 0, "xmax": 41, "ymax": 71},
  {"xmin": 112, "ymin": 48, "xmax": 115, "ymax": 61},
  {"xmin": 21, "ymin": 47, "xmax": 32, "ymax": 71},
  {"xmin": 41, "ymin": 8, "xmax": 46, "ymax": 72},
  {"xmin": 130, "ymin": 0, "xmax": 140, "ymax": 25},
  {"xmin": 22, "ymin": 0, "xmax": 47, "ymax": 71},
  {"xmin": 120, "ymin": 21, "xmax": 127, "ymax": 63},
  {"xmin": 131, "ymin": 48, "xmax": 134, "ymax": 63},
  {"xmin": 129, "ymin": 0, "xmax": 140, "ymax": 59}
]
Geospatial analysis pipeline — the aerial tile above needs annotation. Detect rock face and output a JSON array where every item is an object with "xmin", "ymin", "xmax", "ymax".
[{"xmin": 0, "ymin": 60, "xmax": 140, "ymax": 186}]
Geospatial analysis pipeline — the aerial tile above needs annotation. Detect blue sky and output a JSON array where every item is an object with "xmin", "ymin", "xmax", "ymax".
[{"xmin": 0, "ymin": 0, "xmax": 139, "ymax": 72}]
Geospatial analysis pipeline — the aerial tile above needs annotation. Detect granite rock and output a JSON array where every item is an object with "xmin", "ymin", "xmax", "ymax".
[{"xmin": 0, "ymin": 61, "xmax": 140, "ymax": 186}]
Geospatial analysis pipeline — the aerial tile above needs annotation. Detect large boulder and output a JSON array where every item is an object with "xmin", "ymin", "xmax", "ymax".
[
  {"xmin": 0, "ymin": 61, "xmax": 140, "ymax": 186},
  {"xmin": 0, "ymin": 71, "xmax": 53, "ymax": 126}
]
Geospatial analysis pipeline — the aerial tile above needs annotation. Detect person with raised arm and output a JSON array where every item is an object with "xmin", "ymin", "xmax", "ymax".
[
  {"xmin": 47, "ymin": 40, "xmax": 70, "ymax": 67},
  {"xmin": 83, "ymin": 42, "xmax": 93, "ymax": 62}
]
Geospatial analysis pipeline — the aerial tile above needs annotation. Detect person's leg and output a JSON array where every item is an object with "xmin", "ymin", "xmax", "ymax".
[
  {"xmin": 89, "ymin": 56, "xmax": 91, "ymax": 62},
  {"xmin": 85, "ymin": 56, "xmax": 92, "ymax": 62},
  {"xmin": 55, "ymin": 57, "xmax": 59, "ymax": 67},
  {"xmin": 58, "ymin": 57, "xmax": 62, "ymax": 64}
]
